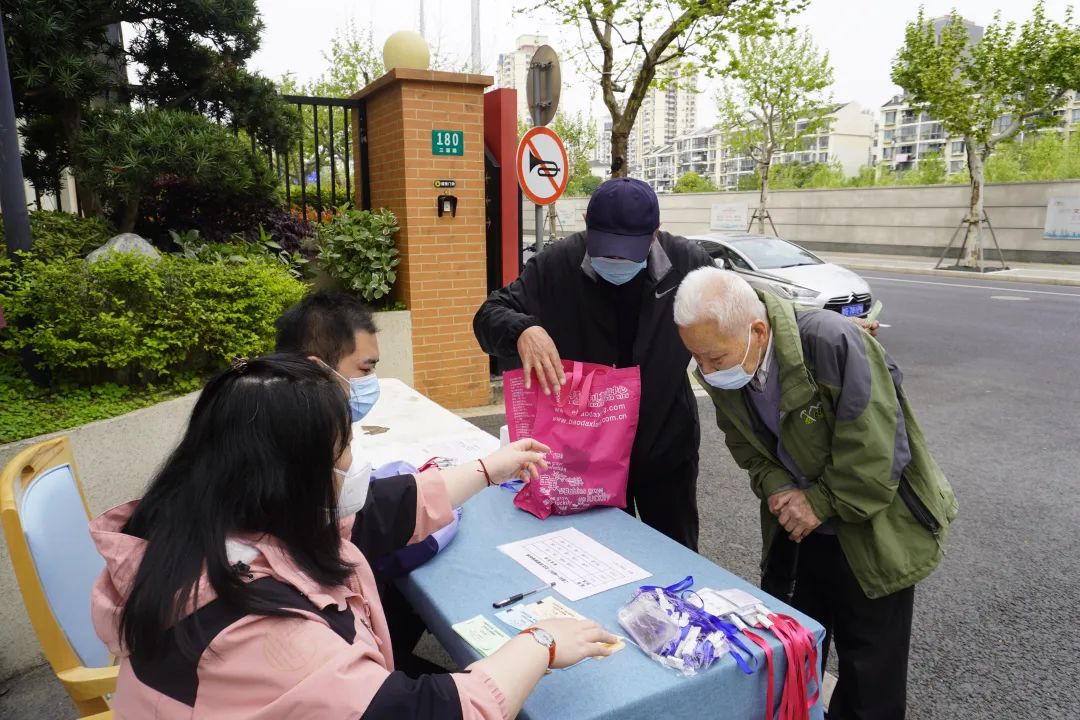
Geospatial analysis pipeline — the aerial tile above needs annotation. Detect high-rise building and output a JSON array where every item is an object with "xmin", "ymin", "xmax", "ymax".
[
  {"xmin": 627, "ymin": 65, "xmax": 698, "ymax": 175},
  {"xmin": 595, "ymin": 120, "xmax": 613, "ymax": 168},
  {"xmin": 638, "ymin": 102, "xmax": 875, "ymax": 192},
  {"xmin": 496, "ymin": 34, "xmax": 549, "ymax": 124},
  {"xmin": 932, "ymin": 15, "xmax": 983, "ymax": 44}
]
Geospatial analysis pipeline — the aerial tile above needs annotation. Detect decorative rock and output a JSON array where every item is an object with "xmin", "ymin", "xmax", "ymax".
[{"xmin": 86, "ymin": 233, "xmax": 161, "ymax": 263}]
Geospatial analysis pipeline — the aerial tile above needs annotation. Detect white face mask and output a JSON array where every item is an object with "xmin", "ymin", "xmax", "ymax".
[{"xmin": 333, "ymin": 457, "xmax": 373, "ymax": 519}]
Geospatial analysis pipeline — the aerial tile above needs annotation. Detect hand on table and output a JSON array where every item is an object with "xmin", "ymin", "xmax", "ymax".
[
  {"xmin": 482, "ymin": 438, "xmax": 550, "ymax": 483},
  {"xmin": 770, "ymin": 489, "xmax": 822, "ymax": 542},
  {"xmin": 534, "ymin": 618, "xmax": 619, "ymax": 668},
  {"xmin": 517, "ymin": 326, "xmax": 565, "ymax": 396}
]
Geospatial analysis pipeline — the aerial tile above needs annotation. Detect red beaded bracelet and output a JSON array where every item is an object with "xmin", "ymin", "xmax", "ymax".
[{"xmin": 477, "ymin": 458, "xmax": 494, "ymax": 486}]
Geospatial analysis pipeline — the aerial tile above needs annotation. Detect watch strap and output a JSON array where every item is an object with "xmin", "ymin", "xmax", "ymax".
[{"xmin": 518, "ymin": 627, "xmax": 556, "ymax": 668}]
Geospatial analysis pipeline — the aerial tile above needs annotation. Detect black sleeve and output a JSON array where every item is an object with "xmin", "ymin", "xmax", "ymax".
[
  {"xmin": 362, "ymin": 672, "xmax": 463, "ymax": 720},
  {"xmin": 350, "ymin": 475, "xmax": 418, "ymax": 560},
  {"xmin": 686, "ymin": 237, "xmax": 716, "ymax": 271},
  {"xmin": 472, "ymin": 255, "xmax": 544, "ymax": 359}
]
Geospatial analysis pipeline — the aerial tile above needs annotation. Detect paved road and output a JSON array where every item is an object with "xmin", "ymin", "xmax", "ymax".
[{"xmin": 470, "ymin": 270, "xmax": 1080, "ymax": 719}]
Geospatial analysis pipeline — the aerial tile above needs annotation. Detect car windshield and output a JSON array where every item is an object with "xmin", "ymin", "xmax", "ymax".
[{"xmin": 729, "ymin": 237, "xmax": 822, "ymax": 270}]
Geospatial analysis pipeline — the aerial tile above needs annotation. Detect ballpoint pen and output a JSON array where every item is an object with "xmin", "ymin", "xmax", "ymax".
[{"xmin": 492, "ymin": 582, "xmax": 555, "ymax": 608}]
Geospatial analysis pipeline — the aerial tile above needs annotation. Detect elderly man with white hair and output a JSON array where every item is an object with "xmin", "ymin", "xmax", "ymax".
[{"xmin": 674, "ymin": 267, "xmax": 957, "ymax": 720}]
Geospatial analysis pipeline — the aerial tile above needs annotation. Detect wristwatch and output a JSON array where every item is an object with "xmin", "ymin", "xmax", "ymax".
[{"xmin": 518, "ymin": 626, "xmax": 556, "ymax": 668}]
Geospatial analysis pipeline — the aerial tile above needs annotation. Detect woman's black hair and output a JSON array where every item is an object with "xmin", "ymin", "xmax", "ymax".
[
  {"xmin": 119, "ymin": 353, "xmax": 353, "ymax": 660},
  {"xmin": 275, "ymin": 291, "xmax": 377, "ymax": 368}
]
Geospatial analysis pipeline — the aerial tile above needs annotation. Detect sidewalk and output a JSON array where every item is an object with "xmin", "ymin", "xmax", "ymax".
[{"xmin": 817, "ymin": 251, "xmax": 1080, "ymax": 287}]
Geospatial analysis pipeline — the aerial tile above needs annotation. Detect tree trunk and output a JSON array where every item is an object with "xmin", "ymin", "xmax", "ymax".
[
  {"xmin": 963, "ymin": 139, "xmax": 987, "ymax": 269},
  {"xmin": 610, "ymin": 129, "xmax": 629, "ymax": 178},
  {"xmin": 118, "ymin": 198, "xmax": 140, "ymax": 233},
  {"xmin": 58, "ymin": 102, "xmax": 103, "ymax": 218},
  {"xmin": 757, "ymin": 161, "xmax": 771, "ymax": 234}
]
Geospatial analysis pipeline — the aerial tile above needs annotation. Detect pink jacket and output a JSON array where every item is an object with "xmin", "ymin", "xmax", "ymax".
[{"xmin": 90, "ymin": 471, "xmax": 509, "ymax": 720}]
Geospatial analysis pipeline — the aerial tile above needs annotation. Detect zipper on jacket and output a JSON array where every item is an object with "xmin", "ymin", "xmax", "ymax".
[{"xmin": 898, "ymin": 476, "xmax": 940, "ymax": 537}]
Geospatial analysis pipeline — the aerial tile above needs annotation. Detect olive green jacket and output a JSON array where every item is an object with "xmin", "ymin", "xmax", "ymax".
[{"xmin": 698, "ymin": 293, "xmax": 958, "ymax": 599}]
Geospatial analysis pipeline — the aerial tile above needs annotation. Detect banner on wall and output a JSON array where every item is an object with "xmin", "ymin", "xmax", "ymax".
[
  {"xmin": 1043, "ymin": 197, "xmax": 1080, "ymax": 240},
  {"xmin": 710, "ymin": 202, "xmax": 748, "ymax": 231}
]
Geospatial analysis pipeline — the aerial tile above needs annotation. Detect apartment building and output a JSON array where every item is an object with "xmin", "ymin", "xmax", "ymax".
[
  {"xmin": 627, "ymin": 65, "xmax": 698, "ymax": 175},
  {"xmin": 496, "ymin": 34, "xmax": 549, "ymax": 124},
  {"xmin": 638, "ymin": 102, "xmax": 874, "ymax": 192},
  {"xmin": 876, "ymin": 91, "xmax": 1080, "ymax": 175}
]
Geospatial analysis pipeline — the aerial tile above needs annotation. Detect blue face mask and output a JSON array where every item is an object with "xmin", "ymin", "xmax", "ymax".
[
  {"xmin": 591, "ymin": 256, "xmax": 647, "ymax": 285},
  {"xmin": 343, "ymin": 373, "xmax": 380, "ymax": 421},
  {"xmin": 323, "ymin": 361, "xmax": 380, "ymax": 421},
  {"xmin": 702, "ymin": 327, "xmax": 756, "ymax": 391}
]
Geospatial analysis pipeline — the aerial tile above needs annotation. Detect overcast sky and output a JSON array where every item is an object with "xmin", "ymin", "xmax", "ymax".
[{"xmin": 250, "ymin": 0, "xmax": 1074, "ymax": 128}]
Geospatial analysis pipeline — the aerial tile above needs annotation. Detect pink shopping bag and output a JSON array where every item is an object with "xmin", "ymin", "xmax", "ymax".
[{"xmin": 504, "ymin": 359, "xmax": 641, "ymax": 519}]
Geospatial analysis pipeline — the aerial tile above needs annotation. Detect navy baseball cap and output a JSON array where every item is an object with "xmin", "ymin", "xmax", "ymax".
[{"xmin": 585, "ymin": 177, "xmax": 659, "ymax": 263}]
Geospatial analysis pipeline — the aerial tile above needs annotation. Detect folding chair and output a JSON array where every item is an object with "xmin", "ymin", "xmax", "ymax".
[{"xmin": 1, "ymin": 437, "xmax": 117, "ymax": 717}]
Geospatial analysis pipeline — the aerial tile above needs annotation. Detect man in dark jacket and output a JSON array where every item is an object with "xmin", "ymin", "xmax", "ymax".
[{"xmin": 473, "ymin": 178, "xmax": 714, "ymax": 549}]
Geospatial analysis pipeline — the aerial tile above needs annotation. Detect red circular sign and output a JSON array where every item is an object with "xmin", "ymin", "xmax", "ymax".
[{"xmin": 516, "ymin": 127, "xmax": 569, "ymax": 206}]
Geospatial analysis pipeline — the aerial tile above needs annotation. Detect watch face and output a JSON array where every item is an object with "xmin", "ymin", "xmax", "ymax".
[{"xmin": 532, "ymin": 628, "xmax": 555, "ymax": 647}]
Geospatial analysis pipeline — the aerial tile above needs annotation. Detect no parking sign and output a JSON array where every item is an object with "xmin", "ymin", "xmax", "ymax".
[{"xmin": 516, "ymin": 127, "xmax": 569, "ymax": 206}]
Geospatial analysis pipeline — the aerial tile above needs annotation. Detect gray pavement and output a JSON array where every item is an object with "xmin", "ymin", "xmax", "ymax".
[
  {"xmin": 818, "ymin": 251, "xmax": 1080, "ymax": 287},
  {"xmin": 4, "ymin": 269, "xmax": 1079, "ymax": 719}
]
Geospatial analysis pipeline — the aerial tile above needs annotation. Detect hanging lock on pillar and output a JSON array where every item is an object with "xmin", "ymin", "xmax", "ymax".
[{"xmin": 437, "ymin": 195, "xmax": 458, "ymax": 217}]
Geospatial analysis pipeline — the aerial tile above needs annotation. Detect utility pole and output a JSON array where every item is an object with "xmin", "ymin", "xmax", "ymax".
[
  {"xmin": 470, "ymin": 0, "xmax": 481, "ymax": 73},
  {"xmin": 0, "ymin": 11, "xmax": 32, "ymax": 259},
  {"xmin": 418, "ymin": 0, "xmax": 426, "ymax": 38}
]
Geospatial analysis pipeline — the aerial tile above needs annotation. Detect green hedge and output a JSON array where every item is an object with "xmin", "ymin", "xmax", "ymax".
[
  {"xmin": 0, "ymin": 211, "xmax": 115, "ymax": 260},
  {"xmin": 0, "ymin": 361, "xmax": 199, "ymax": 444},
  {"xmin": 0, "ymin": 252, "xmax": 305, "ymax": 386}
]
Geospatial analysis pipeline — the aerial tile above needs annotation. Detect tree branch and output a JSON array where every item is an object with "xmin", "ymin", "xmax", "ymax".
[{"xmin": 584, "ymin": 4, "xmax": 620, "ymax": 122}]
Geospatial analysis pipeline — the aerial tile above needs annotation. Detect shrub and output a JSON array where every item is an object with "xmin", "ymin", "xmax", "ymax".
[
  {"xmin": 136, "ymin": 173, "xmax": 282, "ymax": 246},
  {"xmin": 74, "ymin": 107, "xmax": 279, "ymax": 237},
  {"xmin": 0, "ymin": 252, "xmax": 305, "ymax": 385},
  {"xmin": 316, "ymin": 208, "xmax": 401, "ymax": 303},
  {"xmin": 0, "ymin": 210, "xmax": 115, "ymax": 260},
  {"xmin": 245, "ymin": 205, "xmax": 317, "ymax": 261},
  {"xmin": 0, "ymin": 357, "xmax": 200, "ymax": 444},
  {"xmin": 171, "ymin": 229, "xmax": 309, "ymax": 279}
]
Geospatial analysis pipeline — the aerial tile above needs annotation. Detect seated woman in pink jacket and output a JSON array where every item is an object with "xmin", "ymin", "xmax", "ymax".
[{"xmin": 90, "ymin": 354, "xmax": 617, "ymax": 719}]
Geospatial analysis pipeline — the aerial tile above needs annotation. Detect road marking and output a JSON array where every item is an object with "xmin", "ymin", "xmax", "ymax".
[
  {"xmin": 990, "ymin": 296, "xmax": 1030, "ymax": 301},
  {"xmin": 864, "ymin": 275, "xmax": 1080, "ymax": 298}
]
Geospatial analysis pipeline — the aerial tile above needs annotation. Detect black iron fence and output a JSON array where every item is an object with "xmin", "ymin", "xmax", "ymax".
[
  {"xmin": 267, "ymin": 94, "xmax": 371, "ymax": 220},
  {"xmin": 18, "ymin": 93, "xmax": 371, "ymax": 222}
]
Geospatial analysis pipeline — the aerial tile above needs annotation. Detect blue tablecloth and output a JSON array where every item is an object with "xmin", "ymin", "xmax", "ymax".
[{"xmin": 399, "ymin": 487, "xmax": 826, "ymax": 720}]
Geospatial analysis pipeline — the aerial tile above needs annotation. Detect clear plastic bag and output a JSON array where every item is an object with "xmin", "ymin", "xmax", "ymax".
[{"xmin": 617, "ymin": 587, "xmax": 730, "ymax": 676}]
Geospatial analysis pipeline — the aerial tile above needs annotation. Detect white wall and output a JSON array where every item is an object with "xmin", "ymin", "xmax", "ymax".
[{"xmin": 533, "ymin": 180, "xmax": 1080, "ymax": 263}]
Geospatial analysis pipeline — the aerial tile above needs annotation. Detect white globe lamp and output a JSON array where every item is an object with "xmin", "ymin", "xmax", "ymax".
[{"xmin": 383, "ymin": 31, "xmax": 431, "ymax": 71}]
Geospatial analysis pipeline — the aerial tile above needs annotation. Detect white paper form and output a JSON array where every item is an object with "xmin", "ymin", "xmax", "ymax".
[{"xmin": 497, "ymin": 528, "xmax": 651, "ymax": 602}]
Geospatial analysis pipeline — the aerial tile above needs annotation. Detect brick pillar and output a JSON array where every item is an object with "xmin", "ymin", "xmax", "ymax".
[{"xmin": 353, "ymin": 69, "xmax": 492, "ymax": 408}]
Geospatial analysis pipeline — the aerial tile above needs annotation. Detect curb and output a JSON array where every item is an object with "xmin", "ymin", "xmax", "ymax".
[{"xmin": 836, "ymin": 261, "xmax": 1080, "ymax": 288}]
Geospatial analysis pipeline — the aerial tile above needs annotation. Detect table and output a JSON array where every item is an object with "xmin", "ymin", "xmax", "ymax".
[
  {"xmin": 354, "ymin": 378, "xmax": 499, "ymax": 469},
  {"xmin": 401, "ymin": 487, "xmax": 826, "ymax": 720}
]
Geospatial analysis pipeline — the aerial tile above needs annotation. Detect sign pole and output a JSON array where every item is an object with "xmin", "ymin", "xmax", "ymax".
[
  {"xmin": 0, "ymin": 12, "xmax": 31, "ymax": 260},
  {"xmin": 531, "ymin": 65, "xmax": 544, "ymax": 254}
]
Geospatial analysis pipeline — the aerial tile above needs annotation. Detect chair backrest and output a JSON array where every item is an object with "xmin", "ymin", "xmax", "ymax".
[{"xmin": 1, "ymin": 437, "xmax": 111, "ymax": 671}]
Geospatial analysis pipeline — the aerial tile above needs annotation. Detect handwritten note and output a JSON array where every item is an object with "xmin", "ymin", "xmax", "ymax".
[{"xmin": 498, "ymin": 528, "xmax": 651, "ymax": 602}]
